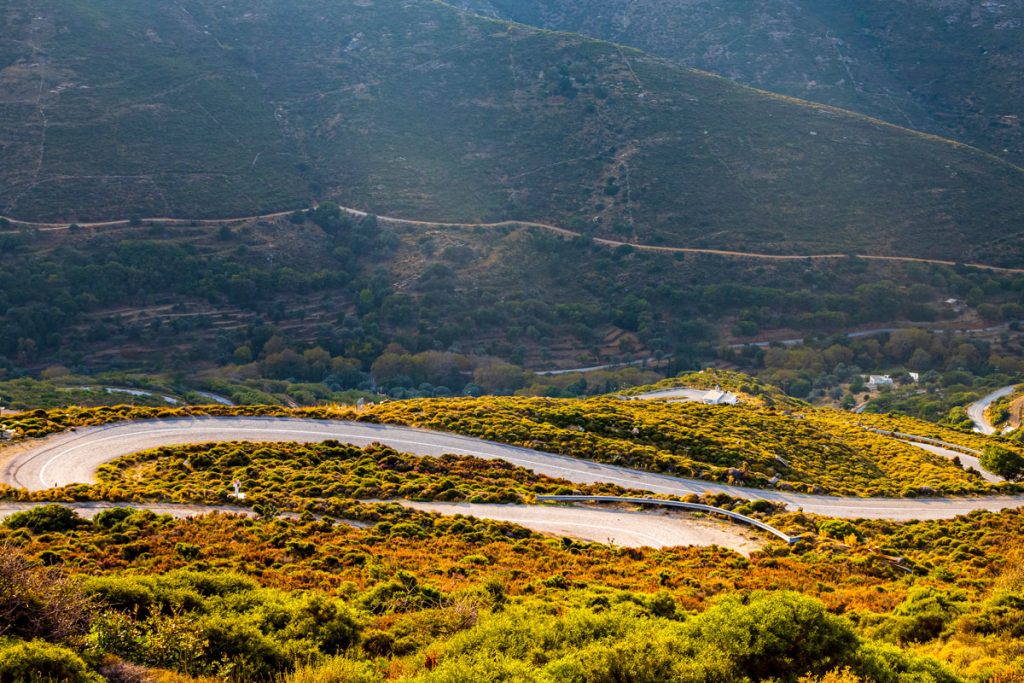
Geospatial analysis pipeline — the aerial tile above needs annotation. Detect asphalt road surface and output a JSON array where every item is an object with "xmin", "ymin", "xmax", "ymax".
[
  {"xmin": 400, "ymin": 501, "xmax": 764, "ymax": 553},
  {"xmin": 623, "ymin": 388, "xmax": 714, "ymax": 402},
  {"xmin": 2, "ymin": 417, "xmax": 1022, "ymax": 520},
  {"xmin": 967, "ymin": 385, "xmax": 1018, "ymax": 435},
  {"xmin": 0, "ymin": 498, "xmax": 759, "ymax": 552},
  {"xmin": 907, "ymin": 442, "xmax": 1002, "ymax": 483}
]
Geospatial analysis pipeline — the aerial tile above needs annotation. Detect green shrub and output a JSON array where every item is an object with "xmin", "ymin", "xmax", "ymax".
[
  {"xmin": 91, "ymin": 507, "xmax": 137, "ymax": 530},
  {"xmin": 980, "ymin": 445, "xmax": 1024, "ymax": 481},
  {"xmin": 3, "ymin": 505, "xmax": 84, "ymax": 533},
  {"xmin": 0, "ymin": 639, "xmax": 100, "ymax": 683},
  {"xmin": 81, "ymin": 576, "xmax": 156, "ymax": 618},
  {"xmin": 960, "ymin": 591, "xmax": 1024, "ymax": 638},
  {"xmin": 680, "ymin": 591, "xmax": 859, "ymax": 681},
  {"xmin": 199, "ymin": 615, "xmax": 289, "ymax": 679},
  {"xmin": 361, "ymin": 571, "xmax": 445, "ymax": 614},
  {"xmin": 874, "ymin": 587, "xmax": 966, "ymax": 645},
  {"xmin": 166, "ymin": 570, "xmax": 258, "ymax": 597},
  {"xmin": 817, "ymin": 519, "xmax": 862, "ymax": 541},
  {"xmin": 856, "ymin": 641, "xmax": 959, "ymax": 683},
  {"xmin": 361, "ymin": 630, "xmax": 395, "ymax": 657},
  {"xmin": 279, "ymin": 593, "xmax": 361, "ymax": 655},
  {"xmin": 174, "ymin": 543, "xmax": 202, "ymax": 560}
]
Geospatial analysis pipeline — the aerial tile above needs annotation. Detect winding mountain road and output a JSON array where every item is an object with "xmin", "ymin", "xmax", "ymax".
[
  {"xmin": 0, "ymin": 499, "xmax": 760, "ymax": 552},
  {"xmin": 1, "ymin": 417, "xmax": 1021, "ymax": 520},
  {"xmin": 906, "ymin": 442, "xmax": 1001, "ymax": 483},
  {"xmin": 967, "ymin": 385, "xmax": 1019, "ymax": 434},
  {"xmin": 398, "ymin": 501, "xmax": 764, "ymax": 553}
]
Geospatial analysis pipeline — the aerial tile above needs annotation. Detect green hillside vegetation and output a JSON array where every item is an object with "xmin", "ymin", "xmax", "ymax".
[
  {"xmin": 4, "ymin": 376, "xmax": 1022, "ymax": 496},
  {"xmin": 2, "ymin": 459, "xmax": 1024, "ymax": 680},
  {"xmin": 362, "ymin": 396, "xmax": 1012, "ymax": 496},
  {"xmin": 3, "ymin": 215, "xmax": 1023, "ymax": 393},
  {"xmin": 2, "ymin": 0, "xmax": 1024, "ymax": 259},
  {"xmin": 617, "ymin": 368, "xmax": 806, "ymax": 408},
  {"xmin": 722, "ymin": 327, "xmax": 1024, "ymax": 420},
  {"xmin": 86, "ymin": 441, "xmax": 641, "ymax": 508},
  {"xmin": 455, "ymin": 0, "xmax": 1024, "ymax": 166}
]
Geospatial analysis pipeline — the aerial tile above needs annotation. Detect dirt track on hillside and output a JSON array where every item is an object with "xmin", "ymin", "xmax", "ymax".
[{"xmin": 4, "ymin": 206, "xmax": 1021, "ymax": 274}]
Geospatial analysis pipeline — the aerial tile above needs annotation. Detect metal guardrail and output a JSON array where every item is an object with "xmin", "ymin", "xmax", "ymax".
[{"xmin": 536, "ymin": 495, "xmax": 801, "ymax": 544}]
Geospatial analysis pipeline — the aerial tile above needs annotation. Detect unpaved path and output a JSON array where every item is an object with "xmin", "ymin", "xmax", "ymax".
[{"xmin": 3, "ymin": 205, "xmax": 1021, "ymax": 274}]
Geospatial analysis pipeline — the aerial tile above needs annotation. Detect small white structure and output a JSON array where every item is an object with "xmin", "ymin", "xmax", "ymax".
[
  {"xmin": 703, "ymin": 388, "xmax": 738, "ymax": 405},
  {"xmin": 943, "ymin": 298, "xmax": 965, "ymax": 313},
  {"xmin": 908, "ymin": 372, "xmax": 920, "ymax": 382},
  {"xmin": 867, "ymin": 375, "xmax": 893, "ymax": 390},
  {"xmin": 230, "ymin": 479, "xmax": 246, "ymax": 500},
  {"xmin": 0, "ymin": 428, "xmax": 15, "ymax": 440}
]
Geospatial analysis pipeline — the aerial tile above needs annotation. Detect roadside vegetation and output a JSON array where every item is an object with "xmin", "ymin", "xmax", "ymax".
[
  {"xmin": 362, "ymin": 397, "xmax": 1008, "ymax": 496},
  {"xmin": 1, "ymin": 469, "xmax": 1023, "ymax": 681},
  {"xmin": 4, "ymin": 371, "xmax": 1023, "ymax": 496},
  {"xmin": 2, "ymin": 376, "xmax": 1024, "ymax": 679}
]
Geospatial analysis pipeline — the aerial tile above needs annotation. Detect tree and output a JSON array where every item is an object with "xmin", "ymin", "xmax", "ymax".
[
  {"xmin": 0, "ymin": 640, "xmax": 99, "ymax": 683},
  {"xmin": 0, "ymin": 546, "xmax": 93, "ymax": 644},
  {"xmin": 980, "ymin": 445, "xmax": 1024, "ymax": 481},
  {"xmin": 907, "ymin": 348, "xmax": 933, "ymax": 372},
  {"xmin": 302, "ymin": 346, "xmax": 333, "ymax": 380},
  {"xmin": 473, "ymin": 362, "xmax": 528, "ymax": 394},
  {"xmin": 260, "ymin": 349, "xmax": 308, "ymax": 380},
  {"xmin": 3, "ymin": 505, "xmax": 84, "ymax": 533},
  {"xmin": 681, "ymin": 591, "xmax": 859, "ymax": 681},
  {"xmin": 311, "ymin": 202, "xmax": 351, "ymax": 235}
]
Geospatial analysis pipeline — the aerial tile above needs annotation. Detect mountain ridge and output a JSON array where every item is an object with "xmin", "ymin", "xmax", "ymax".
[{"xmin": 2, "ymin": 0, "xmax": 1024, "ymax": 261}]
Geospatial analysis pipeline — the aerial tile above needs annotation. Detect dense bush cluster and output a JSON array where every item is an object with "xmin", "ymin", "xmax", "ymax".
[
  {"xmin": 2, "ymin": 381, "xmax": 1023, "ymax": 680},
  {"xmin": 86, "ymin": 441, "xmax": 637, "ymax": 509},
  {"xmin": 363, "ymin": 396, "xmax": 1002, "ymax": 495},
  {"xmin": 2, "ymin": 208, "xmax": 1022, "ymax": 410},
  {"xmin": 730, "ymin": 328, "xmax": 1024, "ymax": 404},
  {"xmin": 1, "ymin": 495, "xmax": 1023, "ymax": 681}
]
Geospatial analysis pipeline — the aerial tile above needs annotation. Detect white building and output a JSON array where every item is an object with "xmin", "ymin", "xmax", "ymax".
[{"xmin": 867, "ymin": 375, "xmax": 893, "ymax": 390}]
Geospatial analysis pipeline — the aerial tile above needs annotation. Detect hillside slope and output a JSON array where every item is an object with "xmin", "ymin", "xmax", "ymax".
[
  {"xmin": 2, "ymin": 0, "xmax": 1024, "ymax": 259},
  {"xmin": 454, "ymin": 0, "xmax": 1024, "ymax": 166},
  {"xmin": 4, "ymin": 214, "xmax": 1022, "ymax": 376}
]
